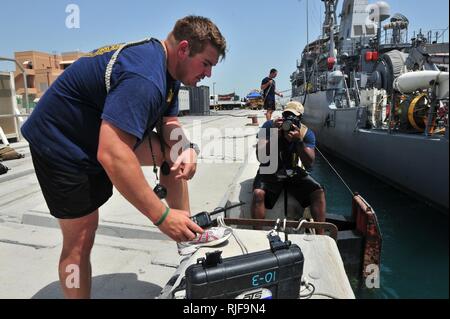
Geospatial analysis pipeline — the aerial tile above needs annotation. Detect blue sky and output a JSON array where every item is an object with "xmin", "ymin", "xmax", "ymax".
[{"xmin": 0, "ymin": 0, "xmax": 448, "ymax": 98}]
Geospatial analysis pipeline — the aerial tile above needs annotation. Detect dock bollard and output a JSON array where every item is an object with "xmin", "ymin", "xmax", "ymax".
[{"xmin": 247, "ymin": 115, "xmax": 259, "ymax": 126}]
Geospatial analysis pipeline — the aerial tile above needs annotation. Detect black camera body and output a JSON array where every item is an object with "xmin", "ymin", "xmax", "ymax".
[
  {"xmin": 154, "ymin": 184, "xmax": 168, "ymax": 199},
  {"xmin": 281, "ymin": 114, "xmax": 301, "ymax": 132}
]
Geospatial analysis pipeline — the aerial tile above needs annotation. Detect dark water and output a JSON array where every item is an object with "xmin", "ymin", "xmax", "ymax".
[{"xmin": 309, "ymin": 150, "xmax": 449, "ymax": 299}]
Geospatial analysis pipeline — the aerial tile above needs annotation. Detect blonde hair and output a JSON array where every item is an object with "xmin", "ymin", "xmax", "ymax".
[{"xmin": 169, "ymin": 15, "xmax": 226, "ymax": 60}]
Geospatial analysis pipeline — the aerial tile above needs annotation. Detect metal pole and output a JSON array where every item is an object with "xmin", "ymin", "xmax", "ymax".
[
  {"xmin": 303, "ymin": 60, "xmax": 308, "ymax": 95},
  {"xmin": 213, "ymin": 82, "xmax": 216, "ymax": 106},
  {"xmin": 425, "ymin": 84, "xmax": 438, "ymax": 137},
  {"xmin": 377, "ymin": 20, "xmax": 382, "ymax": 50},
  {"xmin": 306, "ymin": 0, "xmax": 309, "ymax": 45},
  {"xmin": 0, "ymin": 114, "xmax": 31, "ymax": 118},
  {"xmin": 0, "ymin": 57, "xmax": 29, "ymax": 112},
  {"xmin": 442, "ymin": 27, "xmax": 448, "ymax": 43},
  {"xmin": 388, "ymin": 92, "xmax": 395, "ymax": 134}
]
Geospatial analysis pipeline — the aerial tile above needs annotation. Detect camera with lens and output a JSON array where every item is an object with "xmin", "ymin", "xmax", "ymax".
[{"xmin": 281, "ymin": 113, "xmax": 301, "ymax": 132}]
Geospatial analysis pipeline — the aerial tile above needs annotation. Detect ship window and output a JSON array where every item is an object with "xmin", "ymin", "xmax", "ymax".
[
  {"xmin": 365, "ymin": 24, "xmax": 375, "ymax": 35},
  {"xmin": 354, "ymin": 25, "xmax": 363, "ymax": 36}
]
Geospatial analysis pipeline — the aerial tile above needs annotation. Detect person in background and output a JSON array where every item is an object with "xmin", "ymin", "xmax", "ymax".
[
  {"xmin": 261, "ymin": 68, "xmax": 283, "ymax": 121},
  {"xmin": 251, "ymin": 101, "xmax": 326, "ymax": 230}
]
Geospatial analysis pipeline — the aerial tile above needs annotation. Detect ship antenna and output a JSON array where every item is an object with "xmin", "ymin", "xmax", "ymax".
[
  {"xmin": 307, "ymin": 0, "xmax": 309, "ymax": 45},
  {"xmin": 315, "ymin": 146, "xmax": 355, "ymax": 197},
  {"xmin": 298, "ymin": 0, "xmax": 310, "ymax": 48}
]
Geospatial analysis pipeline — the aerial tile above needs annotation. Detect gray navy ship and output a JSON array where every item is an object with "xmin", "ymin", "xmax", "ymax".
[{"xmin": 291, "ymin": 0, "xmax": 449, "ymax": 212}]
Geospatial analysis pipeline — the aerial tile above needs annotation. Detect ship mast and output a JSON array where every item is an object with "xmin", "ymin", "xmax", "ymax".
[{"xmin": 322, "ymin": 0, "xmax": 339, "ymax": 59}]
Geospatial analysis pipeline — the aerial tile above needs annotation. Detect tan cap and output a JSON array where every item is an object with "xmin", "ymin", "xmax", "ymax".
[{"xmin": 284, "ymin": 101, "xmax": 304, "ymax": 116}]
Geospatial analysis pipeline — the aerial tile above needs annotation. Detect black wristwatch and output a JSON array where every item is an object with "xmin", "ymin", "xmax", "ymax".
[{"xmin": 183, "ymin": 142, "xmax": 200, "ymax": 155}]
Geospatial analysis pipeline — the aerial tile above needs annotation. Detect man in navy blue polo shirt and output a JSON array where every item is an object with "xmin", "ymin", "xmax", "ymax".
[
  {"xmin": 21, "ymin": 15, "xmax": 226, "ymax": 298},
  {"xmin": 261, "ymin": 68, "xmax": 283, "ymax": 121}
]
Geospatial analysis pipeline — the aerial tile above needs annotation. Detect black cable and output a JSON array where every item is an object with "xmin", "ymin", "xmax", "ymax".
[
  {"xmin": 148, "ymin": 136, "xmax": 168, "ymax": 199},
  {"xmin": 212, "ymin": 204, "xmax": 231, "ymax": 217},
  {"xmin": 315, "ymin": 146, "xmax": 354, "ymax": 197},
  {"xmin": 212, "ymin": 201, "xmax": 241, "ymax": 218},
  {"xmin": 148, "ymin": 137, "xmax": 159, "ymax": 182},
  {"xmin": 300, "ymin": 281, "xmax": 341, "ymax": 299},
  {"xmin": 299, "ymin": 281, "xmax": 316, "ymax": 299}
]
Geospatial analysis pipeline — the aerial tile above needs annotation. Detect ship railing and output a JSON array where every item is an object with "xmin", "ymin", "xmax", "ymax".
[
  {"xmin": 0, "ymin": 114, "xmax": 30, "ymax": 119},
  {"xmin": 381, "ymin": 28, "xmax": 449, "ymax": 46},
  {"xmin": 0, "ymin": 113, "xmax": 30, "ymax": 144},
  {"xmin": 381, "ymin": 28, "xmax": 409, "ymax": 46},
  {"xmin": 410, "ymin": 29, "xmax": 449, "ymax": 44}
]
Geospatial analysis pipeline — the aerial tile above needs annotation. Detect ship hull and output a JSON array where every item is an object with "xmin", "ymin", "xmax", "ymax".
[{"xmin": 294, "ymin": 91, "xmax": 449, "ymax": 212}]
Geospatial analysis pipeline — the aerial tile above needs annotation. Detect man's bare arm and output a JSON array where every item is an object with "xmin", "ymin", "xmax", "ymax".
[
  {"xmin": 297, "ymin": 143, "xmax": 315, "ymax": 169},
  {"xmin": 160, "ymin": 116, "xmax": 198, "ymax": 179},
  {"xmin": 97, "ymin": 121, "xmax": 165, "ymax": 223},
  {"xmin": 97, "ymin": 120, "xmax": 202, "ymax": 240}
]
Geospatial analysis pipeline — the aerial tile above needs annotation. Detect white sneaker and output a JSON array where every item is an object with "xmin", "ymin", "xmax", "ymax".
[{"xmin": 177, "ymin": 227, "xmax": 232, "ymax": 256}]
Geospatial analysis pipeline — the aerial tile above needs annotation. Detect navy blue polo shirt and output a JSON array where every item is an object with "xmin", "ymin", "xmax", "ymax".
[
  {"xmin": 21, "ymin": 38, "xmax": 179, "ymax": 173},
  {"xmin": 261, "ymin": 77, "xmax": 276, "ymax": 102}
]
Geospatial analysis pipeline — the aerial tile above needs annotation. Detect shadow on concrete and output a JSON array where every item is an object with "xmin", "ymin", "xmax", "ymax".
[
  {"xmin": 31, "ymin": 273, "xmax": 162, "ymax": 299},
  {"xmin": 237, "ymin": 178, "xmax": 254, "ymax": 219}
]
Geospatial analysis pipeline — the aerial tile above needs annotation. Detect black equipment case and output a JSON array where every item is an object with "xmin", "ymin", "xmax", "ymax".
[{"xmin": 185, "ymin": 233, "xmax": 304, "ymax": 299}]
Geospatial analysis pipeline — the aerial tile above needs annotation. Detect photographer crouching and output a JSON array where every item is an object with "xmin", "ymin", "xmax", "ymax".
[{"xmin": 251, "ymin": 101, "xmax": 326, "ymax": 230}]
